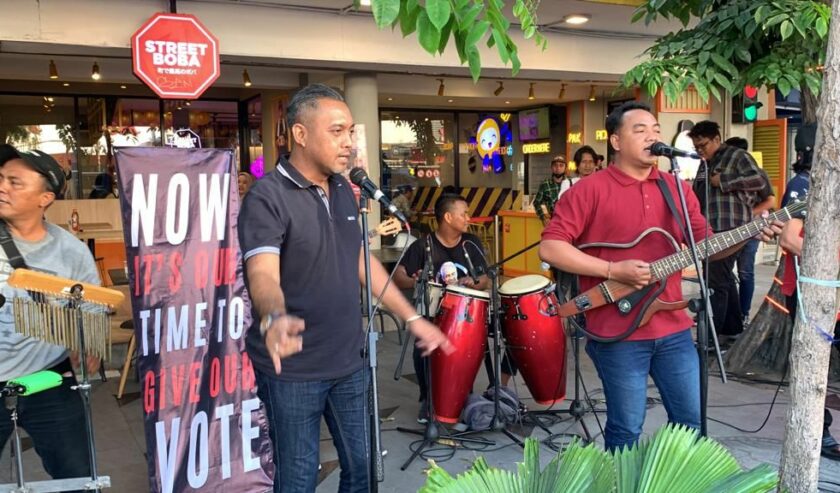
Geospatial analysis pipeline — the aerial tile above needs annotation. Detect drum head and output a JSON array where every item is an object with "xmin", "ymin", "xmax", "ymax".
[
  {"xmin": 498, "ymin": 274, "xmax": 551, "ymax": 295},
  {"xmin": 445, "ymin": 284, "xmax": 490, "ymax": 300}
]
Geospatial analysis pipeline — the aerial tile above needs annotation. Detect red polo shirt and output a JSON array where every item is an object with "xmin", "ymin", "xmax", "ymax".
[{"xmin": 542, "ymin": 165, "xmax": 712, "ymax": 340}]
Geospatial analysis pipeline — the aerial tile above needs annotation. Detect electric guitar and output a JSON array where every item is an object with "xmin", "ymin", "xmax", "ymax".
[{"xmin": 556, "ymin": 200, "xmax": 808, "ymax": 338}]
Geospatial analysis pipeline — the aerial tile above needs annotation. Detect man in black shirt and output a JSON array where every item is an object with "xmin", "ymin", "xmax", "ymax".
[
  {"xmin": 238, "ymin": 84, "xmax": 450, "ymax": 492},
  {"xmin": 395, "ymin": 194, "xmax": 511, "ymax": 422}
]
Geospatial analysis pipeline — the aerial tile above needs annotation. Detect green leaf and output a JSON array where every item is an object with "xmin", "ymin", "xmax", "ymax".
[
  {"xmin": 467, "ymin": 47, "xmax": 481, "ymax": 82},
  {"xmin": 698, "ymin": 51, "xmax": 710, "ymax": 66},
  {"xmin": 437, "ymin": 18, "xmax": 453, "ymax": 54},
  {"xmin": 461, "ymin": 4, "xmax": 482, "ymax": 29},
  {"xmin": 710, "ymin": 53, "xmax": 738, "ymax": 78},
  {"xmin": 712, "ymin": 72, "xmax": 733, "ymax": 93},
  {"xmin": 777, "ymin": 76, "xmax": 791, "ymax": 96},
  {"xmin": 694, "ymin": 81, "xmax": 710, "ymax": 103},
  {"xmin": 416, "ymin": 11, "xmax": 441, "ymax": 55},
  {"xmin": 524, "ymin": 25, "xmax": 536, "ymax": 40},
  {"xmin": 816, "ymin": 17, "xmax": 829, "ymax": 38},
  {"xmin": 780, "ymin": 20, "xmax": 793, "ymax": 41},
  {"xmin": 491, "ymin": 28, "xmax": 510, "ymax": 64},
  {"xmin": 425, "ymin": 0, "xmax": 451, "ymax": 31},
  {"xmin": 466, "ymin": 20, "xmax": 490, "ymax": 50},
  {"xmin": 371, "ymin": 0, "xmax": 400, "ymax": 27},
  {"xmin": 399, "ymin": 1, "xmax": 420, "ymax": 37}
]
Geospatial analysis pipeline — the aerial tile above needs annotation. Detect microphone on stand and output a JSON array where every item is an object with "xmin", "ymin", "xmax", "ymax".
[
  {"xmin": 348, "ymin": 168, "xmax": 408, "ymax": 223},
  {"xmin": 462, "ymin": 242, "xmax": 480, "ymax": 284},
  {"xmin": 647, "ymin": 141, "xmax": 701, "ymax": 160}
]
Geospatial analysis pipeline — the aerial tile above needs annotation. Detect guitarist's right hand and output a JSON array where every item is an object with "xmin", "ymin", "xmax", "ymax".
[{"xmin": 609, "ymin": 259, "xmax": 651, "ymax": 289}]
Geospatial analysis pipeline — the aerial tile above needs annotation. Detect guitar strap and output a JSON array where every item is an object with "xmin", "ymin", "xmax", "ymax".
[
  {"xmin": 656, "ymin": 176, "xmax": 688, "ymax": 243},
  {"xmin": 0, "ymin": 220, "xmax": 27, "ymax": 269}
]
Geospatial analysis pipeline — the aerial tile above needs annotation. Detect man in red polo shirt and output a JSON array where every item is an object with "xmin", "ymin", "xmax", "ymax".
[{"xmin": 539, "ymin": 101, "xmax": 781, "ymax": 451}]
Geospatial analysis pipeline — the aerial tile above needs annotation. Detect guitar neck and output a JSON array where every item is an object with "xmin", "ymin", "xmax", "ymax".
[{"xmin": 650, "ymin": 203, "xmax": 802, "ymax": 281}]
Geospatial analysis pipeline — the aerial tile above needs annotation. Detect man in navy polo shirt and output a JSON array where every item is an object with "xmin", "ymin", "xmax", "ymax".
[
  {"xmin": 238, "ymin": 84, "xmax": 450, "ymax": 492},
  {"xmin": 538, "ymin": 101, "xmax": 782, "ymax": 451}
]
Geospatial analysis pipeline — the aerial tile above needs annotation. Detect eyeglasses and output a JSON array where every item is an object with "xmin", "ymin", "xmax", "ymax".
[{"xmin": 694, "ymin": 139, "xmax": 712, "ymax": 151}]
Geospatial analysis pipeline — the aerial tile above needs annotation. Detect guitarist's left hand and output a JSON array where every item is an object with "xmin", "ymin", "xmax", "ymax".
[{"xmin": 756, "ymin": 211, "xmax": 784, "ymax": 242}]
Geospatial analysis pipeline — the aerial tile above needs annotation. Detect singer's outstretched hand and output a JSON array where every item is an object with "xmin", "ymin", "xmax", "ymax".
[
  {"xmin": 410, "ymin": 318, "xmax": 452, "ymax": 356},
  {"xmin": 265, "ymin": 314, "xmax": 305, "ymax": 374}
]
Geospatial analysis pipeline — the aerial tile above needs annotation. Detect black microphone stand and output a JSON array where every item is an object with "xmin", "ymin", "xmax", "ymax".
[
  {"xmin": 395, "ymin": 235, "xmax": 494, "ymax": 471},
  {"xmin": 667, "ymin": 156, "xmax": 726, "ymax": 437},
  {"xmin": 358, "ymin": 190, "xmax": 384, "ymax": 489}
]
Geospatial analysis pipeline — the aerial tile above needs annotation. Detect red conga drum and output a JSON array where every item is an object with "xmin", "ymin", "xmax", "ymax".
[
  {"xmin": 430, "ymin": 285, "xmax": 489, "ymax": 423},
  {"xmin": 499, "ymin": 275, "xmax": 567, "ymax": 405}
]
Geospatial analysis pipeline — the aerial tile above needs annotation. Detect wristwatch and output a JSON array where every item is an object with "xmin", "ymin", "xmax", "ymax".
[{"xmin": 260, "ymin": 311, "xmax": 284, "ymax": 338}]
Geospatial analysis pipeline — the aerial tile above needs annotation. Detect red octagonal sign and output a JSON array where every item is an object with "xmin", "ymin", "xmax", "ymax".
[{"xmin": 131, "ymin": 13, "xmax": 220, "ymax": 99}]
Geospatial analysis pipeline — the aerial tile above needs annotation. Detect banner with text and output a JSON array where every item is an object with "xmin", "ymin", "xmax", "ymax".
[{"xmin": 115, "ymin": 147, "xmax": 273, "ymax": 493}]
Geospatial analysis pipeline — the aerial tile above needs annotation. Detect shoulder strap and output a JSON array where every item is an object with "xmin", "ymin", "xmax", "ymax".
[
  {"xmin": 0, "ymin": 220, "xmax": 27, "ymax": 269},
  {"xmin": 656, "ymin": 176, "xmax": 687, "ymax": 242}
]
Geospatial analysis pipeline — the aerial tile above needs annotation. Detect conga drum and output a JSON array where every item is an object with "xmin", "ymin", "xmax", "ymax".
[
  {"xmin": 498, "ymin": 275, "xmax": 567, "ymax": 405},
  {"xmin": 430, "ymin": 285, "xmax": 489, "ymax": 423}
]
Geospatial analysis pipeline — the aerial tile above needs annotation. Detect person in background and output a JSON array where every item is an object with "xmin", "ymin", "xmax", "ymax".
[
  {"xmin": 574, "ymin": 145, "xmax": 598, "ymax": 178},
  {"xmin": 782, "ymin": 123, "xmax": 816, "ymax": 208},
  {"xmin": 238, "ymin": 170, "xmax": 254, "ymax": 198},
  {"xmin": 723, "ymin": 137, "xmax": 775, "ymax": 325},
  {"xmin": 689, "ymin": 121, "xmax": 767, "ymax": 344},
  {"xmin": 532, "ymin": 155, "xmax": 574, "ymax": 225},
  {"xmin": 89, "ymin": 172, "xmax": 116, "ymax": 199},
  {"xmin": 596, "ymin": 154, "xmax": 605, "ymax": 171},
  {"xmin": 392, "ymin": 184, "xmax": 417, "ymax": 223}
]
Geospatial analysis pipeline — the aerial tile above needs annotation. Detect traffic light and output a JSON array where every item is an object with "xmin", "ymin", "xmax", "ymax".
[
  {"xmin": 733, "ymin": 85, "xmax": 763, "ymax": 123},
  {"xmin": 743, "ymin": 85, "xmax": 762, "ymax": 122}
]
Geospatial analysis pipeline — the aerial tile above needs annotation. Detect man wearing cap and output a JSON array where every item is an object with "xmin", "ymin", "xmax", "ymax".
[
  {"xmin": 533, "ymin": 155, "xmax": 574, "ymax": 225},
  {"xmin": 0, "ymin": 144, "xmax": 102, "ymax": 488}
]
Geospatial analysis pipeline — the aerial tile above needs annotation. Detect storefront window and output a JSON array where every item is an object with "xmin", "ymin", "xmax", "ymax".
[
  {"xmin": 380, "ymin": 110, "xmax": 455, "ymax": 195},
  {"xmin": 162, "ymin": 99, "xmax": 238, "ymax": 150},
  {"xmin": 0, "ymin": 95, "xmax": 77, "ymax": 198}
]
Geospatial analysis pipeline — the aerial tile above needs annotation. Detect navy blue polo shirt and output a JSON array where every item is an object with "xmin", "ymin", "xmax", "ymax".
[{"xmin": 238, "ymin": 157, "xmax": 363, "ymax": 381}]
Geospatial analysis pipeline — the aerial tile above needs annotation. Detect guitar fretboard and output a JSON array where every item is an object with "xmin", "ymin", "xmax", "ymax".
[{"xmin": 649, "ymin": 201, "xmax": 806, "ymax": 281}]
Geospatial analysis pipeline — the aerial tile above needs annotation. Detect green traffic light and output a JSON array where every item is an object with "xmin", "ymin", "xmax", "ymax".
[{"xmin": 744, "ymin": 105, "xmax": 758, "ymax": 122}]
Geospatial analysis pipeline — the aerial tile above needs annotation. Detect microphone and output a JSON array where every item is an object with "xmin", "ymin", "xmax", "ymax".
[
  {"xmin": 348, "ymin": 168, "xmax": 407, "ymax": 223},
  {"xmin": 648, "ymin": 142, "xmax": 701, "ymax": 160},
  {"xmin": 462, "ymin": 243, "xmax": 479, "ymax": 284}
]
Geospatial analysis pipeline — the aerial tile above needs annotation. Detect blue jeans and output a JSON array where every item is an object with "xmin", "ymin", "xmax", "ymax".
[
  {"xmin": 737, "ymin": 239, "xmax": 759, "ymax": 320},
  {"xmin": 256, "ymin": 367, "xmax": 369, "ymax": 493},
  {"xmin": 586, "ymin": 329, "xmax": 700, "ymax": 451},
  {"xmin": 0, "ymin": 360, "xmax": 91, "ymax": 493}
]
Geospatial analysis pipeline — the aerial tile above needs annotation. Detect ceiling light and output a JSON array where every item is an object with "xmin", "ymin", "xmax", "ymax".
[
  {"xmin": 558, "ymin": 83, "xmax": 566, "ymax": 100},
  {"xmin": 120, "ymin": 85, "xmax": 127, "ymax": 89},
  {"xmin": 447, "ymin": 99, "xmax": 454, "ymax": 103},
  {"xmin": 185, "ymin": 101, "xmax": 191, "ymax": 106},
  {"xmin": 243, "ymin": 69, "xmax": 252, "ymax": 87},
  {"xmin": 387, "ymin": 97, "xmax": 393, "ymax": 101},
  {"xmin": 494, "ymin": 81, "xmax": 504, "ymax": 96},
  {"xmin": 360, "ymin": 0, "xmax": 371, "ymax": 5},
  {"xmin": 588, "ymin": 84, "xmax": 596, "ymax": 101},
  {"xmin": 91, "ymin": 62, "xmax": 101, "ymax": 80},
  {"xmin": 564, "ymin": 14, "xmax": 590, "ymax": 25},
  {"xmin": 505, "ymin": 100, "xmax": 511, "ymax": 104},
  {"xmin": 46, "ymin": 96, "xmax": 54, "ymax": 102},
  {"xmin": 62, "ymin": 82, "xmax": 70, "ymax": 87},
  {"xmin": 528, "ymin": 82, "xmax": 536, "ymax": 100},
  {"xmin": 49, "ymin": 60, "xmax": 58, "ymax": 80},
  {"xmin": 437, "ymin": 79, "xmax": 445, "ymax": 97}
]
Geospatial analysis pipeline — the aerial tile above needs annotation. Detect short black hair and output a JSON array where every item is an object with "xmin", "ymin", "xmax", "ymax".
[
  {"xmin": 573, "ymin": 145, "xmax": 598, "ymax": 166},
  {"xmin": 687, "ymin": 120, "xmax": 721, "ymax": 140},
  {"xmin": 286, "ymin": 83, "xmax": 345, "ymax": 129},
  {"xmin": 605, "ymin": 101, "xmax": 653, "ymax": 137},
  {"xmin": 724, "ymin": 137, "xmax": 748, "ymax": 150},
  {"xmin": 434, "ymin": 193, "xmax": 466, "ymax": 223}
]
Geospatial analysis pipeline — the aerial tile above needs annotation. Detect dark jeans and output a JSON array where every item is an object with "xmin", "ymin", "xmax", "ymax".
[
  {"xmin": 737, "ymin": 239, "xmax": 760, "ymax": 320},
  {"xmin": 707, "ymin": 252, "xmax": 744, "ymax": 336},
  {"xmin": 0, "ymin": 359, "xmax": 91, "ymax": 492},
  {"xmin": 586, "ymin": 329, "xmax": 700, "ymax": 451},
  {"xmin": 256, "ymin": 367, "xmax": 369, "ymax": 493}
]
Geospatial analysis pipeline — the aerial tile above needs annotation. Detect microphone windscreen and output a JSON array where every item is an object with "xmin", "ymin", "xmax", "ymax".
[{"xmin": 348, "ymin": 167, "xmax": 367, "ymax": 186}]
